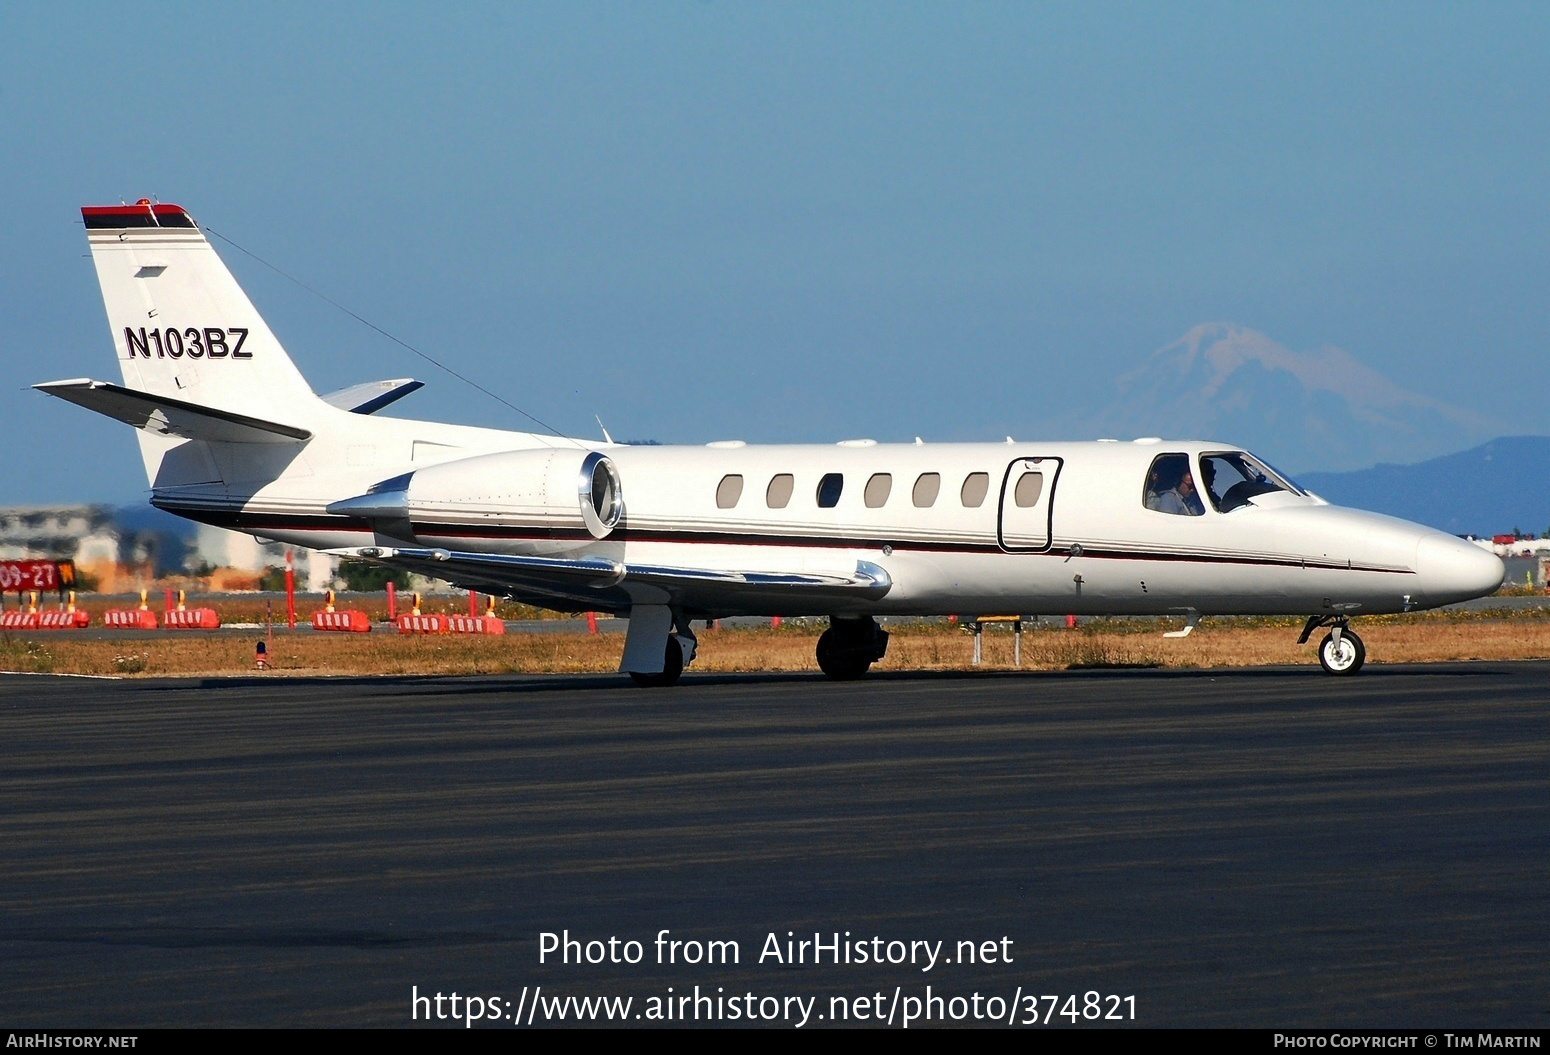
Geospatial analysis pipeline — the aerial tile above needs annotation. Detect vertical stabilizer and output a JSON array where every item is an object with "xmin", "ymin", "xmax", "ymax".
[
  {"xmin": 82, "ymin": 200, "xmax": 330, "ymax": 491},
  {"xmin": 83, "ymin": 201, "xmax": 322, "ymax": 422}
]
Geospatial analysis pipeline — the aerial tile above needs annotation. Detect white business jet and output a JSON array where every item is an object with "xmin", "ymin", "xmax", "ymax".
[{"xmin": 37, "ymin": 202, "xmax": 1505, "ymax": 684}]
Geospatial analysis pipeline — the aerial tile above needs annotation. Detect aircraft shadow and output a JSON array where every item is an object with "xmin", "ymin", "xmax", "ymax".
[{"xmin": 122, "ymin": 660, "xmax": 1515, "ymax": 699}]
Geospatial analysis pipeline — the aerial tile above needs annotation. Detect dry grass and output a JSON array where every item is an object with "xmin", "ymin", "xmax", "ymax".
[{"xmin": 6, "ymin": 615, "xmax": 1550, "ymax": 678}]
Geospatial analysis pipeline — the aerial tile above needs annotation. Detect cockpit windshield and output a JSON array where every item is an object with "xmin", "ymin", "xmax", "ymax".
[{"xmin": 1200, "ymin": 451, "xmax": 1303, "ymax": 512}]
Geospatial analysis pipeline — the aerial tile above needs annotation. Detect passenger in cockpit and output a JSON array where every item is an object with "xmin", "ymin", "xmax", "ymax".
[
  {"xmin": 1155, "ymin": 471, "xmax": 1204, "ymax": 516},
  {"xmin": 1144, "ymin": 466, "xmax": 1167, "ymax": 510},
  {"xmin": 1145, "ymin": 454, "xmax": 1205, "ymax": 516}
]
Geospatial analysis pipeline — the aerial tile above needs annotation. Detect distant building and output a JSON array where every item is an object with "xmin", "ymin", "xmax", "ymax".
[
  {"xmin": 0, "ymin": 505, "xmax": 153, "ymax": 592},
  {"xmin": 189, "ymin": 524, "xmax": 339, "ymax": 592},
  {"xmin": 1469, "ymin": 535, "xmax": 1550, "ymax": 589},
  {"xmin": 0, "ymin": 505, "xmax": 356, "ymax": 594}
]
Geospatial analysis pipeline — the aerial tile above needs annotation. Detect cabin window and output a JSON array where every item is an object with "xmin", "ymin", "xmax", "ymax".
[
  {"xmin": 864, "ymin": 473, "xmax": 892, "ymax": 508},
  {"xmin": 716, "ymin": 474, "xmax": 744, "ymax": 508},
  {"xmin": 1013, "ymin": 471, "xmax": 1044, "ymax": 507},
  {"xmin": 1143, "ymin": 453, "xmax": 1204, "ymax": 516},
  {"xmin": 960, "ymin": 472, "xmax": 989, "ymax": 508},
  {"xmin": 912, "ymin": 472, "xmax": 940, "ymax": 507},
  {"xmin": 817, "ymin": 473, "xmax": 844, "ymax": 508},
  {"xmin": 767, "ymin": 473, "xmax": 794, "ymax": 509}
]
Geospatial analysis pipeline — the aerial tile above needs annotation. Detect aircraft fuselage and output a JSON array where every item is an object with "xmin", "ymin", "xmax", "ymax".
[{"xmin": 151, "ymin": 436, "xmax": 1503, "ymax": 621}]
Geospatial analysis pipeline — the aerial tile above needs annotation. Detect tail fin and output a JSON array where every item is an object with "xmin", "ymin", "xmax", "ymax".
[{"xmin": 82, "ymin": 201, "xmax": 322, "ymax": 422}]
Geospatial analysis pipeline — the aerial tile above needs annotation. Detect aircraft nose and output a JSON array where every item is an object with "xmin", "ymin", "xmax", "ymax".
[{"xmin": 1415, "ymin": 535, "xmax": 1505, "ymax": 606}]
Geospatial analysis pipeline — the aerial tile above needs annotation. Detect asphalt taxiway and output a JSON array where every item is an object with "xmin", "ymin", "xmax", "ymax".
[{"xmin": 1, "ymin": 664, "xmax": 1546, "ymax": 1027}]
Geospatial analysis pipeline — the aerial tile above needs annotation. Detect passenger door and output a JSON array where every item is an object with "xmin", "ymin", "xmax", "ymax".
[{"xmin": 997, "ymin": 456, "xmax": 1061, "ymax": 552}]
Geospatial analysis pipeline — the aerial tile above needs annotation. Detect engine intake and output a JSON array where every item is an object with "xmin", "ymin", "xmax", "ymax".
[
  {"xmin": 578, "ymin": 451, "xmax": 624, "ymax": 538},
  {"xmin": 402, "ymin": 447, "xmax": 625, "ymax": 540}
]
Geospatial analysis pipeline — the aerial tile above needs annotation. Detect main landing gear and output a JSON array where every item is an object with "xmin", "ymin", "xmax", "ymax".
[
  {"xmin": 1298, "ymin": 615, "xmax": 1365, "ymax": 676},
  {"xmin": 816, "ymin": 616, "xmax": 890, "ymax": 680},
  {"xmin": 623, "ymin": 605, "xmax": 698, "ymax": 688},
  {"xmin": 629, "ymin": 634, "xmax": 688, "ymax": 688}
]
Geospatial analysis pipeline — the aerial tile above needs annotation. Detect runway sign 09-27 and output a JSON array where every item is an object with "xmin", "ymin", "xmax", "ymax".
[{"xmin": 0, "ymin": 560, "xmax": 75, "ymax": 593}]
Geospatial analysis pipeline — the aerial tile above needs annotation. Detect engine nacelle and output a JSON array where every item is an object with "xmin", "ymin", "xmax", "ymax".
[{"xmin": 404, "ymin": 447, "xmax": 624, "ymax": 539}]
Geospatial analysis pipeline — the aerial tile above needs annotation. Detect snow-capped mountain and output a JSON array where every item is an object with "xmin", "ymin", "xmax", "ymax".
[{"xmin": 1068, "ymin": 323, "xmax": 1502, "ymax": 473}]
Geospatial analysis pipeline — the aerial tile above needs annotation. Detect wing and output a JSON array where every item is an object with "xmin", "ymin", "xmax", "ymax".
[{"xmin": 325, "ymin": 546, "xmax": 893, "ymax": 615}]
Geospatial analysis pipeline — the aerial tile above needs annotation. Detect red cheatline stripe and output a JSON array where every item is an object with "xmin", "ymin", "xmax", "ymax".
[{"xmin": 152, "ymin": 502, "xmax": 1416, "ymax": 574}]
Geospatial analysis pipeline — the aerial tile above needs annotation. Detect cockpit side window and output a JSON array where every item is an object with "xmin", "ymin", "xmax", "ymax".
[
  {"xmin": 1201, "ymin": 451, "xmax": 1301, "ymax": 512},
  {"xmin": 1143, "ymin": 453, "xmax": 1204, "ymax": 516}
]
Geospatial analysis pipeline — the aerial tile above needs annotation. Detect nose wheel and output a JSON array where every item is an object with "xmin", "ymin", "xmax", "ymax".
[
  {"xmin": 1300, "ymin": 615, "xmax": 1365, "ymax": 676},
  {"xmin": 1317, "ymin": 628, "xmax": 1365, "ymax": 675}
]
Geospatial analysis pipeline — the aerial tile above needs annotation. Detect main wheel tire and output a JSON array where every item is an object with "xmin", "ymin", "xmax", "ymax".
[
  {"xmin": 1318, "ymin": 629, "xmax": 1365, "ymax": 675},
  {"xmin": 816, "ymin": 626, "xmax": 873, "ymax": 681},
  {"xmin": 629, "ymin": 636, "xmax": 684, "ymax": 687}
]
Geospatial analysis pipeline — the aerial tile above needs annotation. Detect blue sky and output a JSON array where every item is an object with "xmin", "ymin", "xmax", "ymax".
[{"xmin": 5, "ymin": 2, "xmax": 1549, "ymax": 504}]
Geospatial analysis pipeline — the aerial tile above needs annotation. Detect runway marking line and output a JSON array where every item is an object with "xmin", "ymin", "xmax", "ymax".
[{"xmin": 0, "ymin": 671, "xmax": 121, "ymax": 680}]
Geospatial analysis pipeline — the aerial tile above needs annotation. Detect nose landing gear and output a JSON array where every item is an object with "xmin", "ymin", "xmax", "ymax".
[{"xmin": 1299, "ymin": 615, "xmax": 1365, "ymax": 676}]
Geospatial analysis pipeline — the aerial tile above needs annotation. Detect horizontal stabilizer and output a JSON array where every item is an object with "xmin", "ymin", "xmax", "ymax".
[
  {"xmin": 319, "ymin": 378, "xmax": 424, "ymax": 415},
  {"xmin": 34, "ymin": 379, "xmax": 312, "ymax": 444}
]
